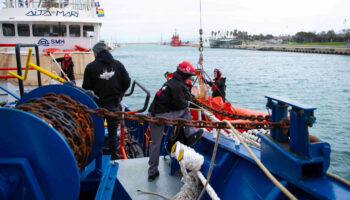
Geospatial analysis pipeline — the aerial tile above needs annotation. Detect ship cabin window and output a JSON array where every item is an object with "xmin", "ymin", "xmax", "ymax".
[
  {"xmin": 83, "ymin": 25, "xmax": 94, "ymax": 37},
  {"xmin": 69, "ymin": 25, "xmax": 81, "ymax": 37},
  {"xmin": 2, "ymin": 23, "xmax": 15, "ymax": 36},
  {"xmin": 52, "ymin": 25, "xmax": 67, "ymax": 37},
  {"xmin": 17, "ymin": 24, "xmax": 30, "ymax": 37},
  {"xmin": 32, "ymin": 24, "xmax": 67, "ymax": 37}
]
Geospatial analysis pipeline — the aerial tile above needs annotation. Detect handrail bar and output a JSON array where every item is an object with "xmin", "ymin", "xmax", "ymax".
[{"xmin": 125, "ymin": 80, "xmax": 150, "ymax": 113}]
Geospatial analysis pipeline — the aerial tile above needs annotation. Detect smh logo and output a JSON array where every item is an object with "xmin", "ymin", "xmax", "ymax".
[{"xmin": 38, "ymin": 38, "xmax": 49, "ymax": 46}]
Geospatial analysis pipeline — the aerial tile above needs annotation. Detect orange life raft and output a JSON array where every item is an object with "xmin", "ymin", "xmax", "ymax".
[{"xmin": 191, "ymin": 96, "xmax": 268, "ymax": 123}]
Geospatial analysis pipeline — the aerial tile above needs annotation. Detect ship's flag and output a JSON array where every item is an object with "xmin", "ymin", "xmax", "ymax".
[{"xmin": 97, "ymin": 8, "xmax": 104, "ymax": 17}]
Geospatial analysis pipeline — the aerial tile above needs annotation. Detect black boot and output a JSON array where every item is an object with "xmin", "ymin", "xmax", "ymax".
[{"xmin": 148, "ymin": 171, "xmax": 160, "ymax": 181}]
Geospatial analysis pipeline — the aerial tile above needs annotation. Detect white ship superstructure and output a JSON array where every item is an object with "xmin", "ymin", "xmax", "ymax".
[{"xmin": 0, "ymin": 0, "xmax": 102, "ymax": 51}]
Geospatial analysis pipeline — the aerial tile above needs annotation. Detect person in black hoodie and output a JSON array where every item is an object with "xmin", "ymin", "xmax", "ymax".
[
  {"xmin": 147, "ymin": 61, "xmax": 204, "ymax": 181},
  {"xmin": 53, "ymin": 53, "xmax": 75, "ymax": 83},
  {"xmin": 82, "ymin": 42, "xmax": 131, "ymax": 161},
  {"xmin": 205, "ymin": 68, "xmax": 226, "ymax": 101}
]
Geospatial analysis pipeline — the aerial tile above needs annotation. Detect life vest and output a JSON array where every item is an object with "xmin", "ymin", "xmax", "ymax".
[{"xmin": 62, "ymin": 59, "xmax": 71, "ymax": 71}]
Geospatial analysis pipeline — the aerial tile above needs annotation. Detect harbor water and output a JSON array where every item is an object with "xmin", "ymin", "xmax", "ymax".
[{"xmin": 113, "ymin": 44, "xmax": 350, "ymax": 181}]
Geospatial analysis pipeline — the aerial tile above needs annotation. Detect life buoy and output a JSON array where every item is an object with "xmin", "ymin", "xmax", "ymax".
[{"xmin": 75, "ymin": 45, "xmax": 90, "ymax": 52}]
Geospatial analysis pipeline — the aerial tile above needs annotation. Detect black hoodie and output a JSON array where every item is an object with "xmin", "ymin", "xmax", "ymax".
[
  {"xmin": 204, "ymin": 76, "xmax": 226, "ymax": 101},
  {"xmin": 148, "ymin": 71, "xmax": 191, "ymax": 114},
  {"xmin": 82, "ymin": 50, "xmax": 131, "ymax": 106}
]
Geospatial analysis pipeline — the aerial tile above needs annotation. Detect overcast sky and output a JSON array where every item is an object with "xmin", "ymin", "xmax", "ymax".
[
  {"xmin": 1, "ymin": 0, "xmax": 349, "ymax": 42},
  {"xmin": 99, "ymin": 0, "xmax": 350, "ymax": 43}
]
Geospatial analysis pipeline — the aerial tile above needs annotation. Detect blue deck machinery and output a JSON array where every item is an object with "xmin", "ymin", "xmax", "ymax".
[
  {"xmin": 0, "ymin": 84, "xmax": 120, "ymax": 199},
  {"xmin": 0, "ymin": 44, "xmax": 128, "ymax": 200}
]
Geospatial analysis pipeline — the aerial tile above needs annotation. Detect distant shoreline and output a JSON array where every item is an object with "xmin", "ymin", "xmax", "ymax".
[
  {"xmin": 213, "ymin": 44, "xmax": 350, "ymax": 55},
  {"xmin": 119, "ymin": 42, "xmax": 160, "ymax": 45},
  {"xmin": 117, "ymin": 42, "xmax": 350, "ymax": 55}
]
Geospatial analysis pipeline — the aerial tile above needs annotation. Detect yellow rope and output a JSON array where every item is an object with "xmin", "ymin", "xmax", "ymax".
[
  {"xmin": 326, "ymin": 172, "xmax": 350, "ymax": 187},
  {"xmin": 223, "ymin": 120, "xmax": 297, "ymax": 200},
  {"xmin": 137, "ymin": 189, "xmax": 173, "ymax": 200}
]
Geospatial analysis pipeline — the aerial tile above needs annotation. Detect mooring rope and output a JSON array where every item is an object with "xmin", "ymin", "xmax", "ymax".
[
  {"xmin": 137, "ymin": 189, "xmax": 172, "ymax": 200},
  {"xmin": 326, "ymin": 172, "xmax": 350, "ymax": 187}
]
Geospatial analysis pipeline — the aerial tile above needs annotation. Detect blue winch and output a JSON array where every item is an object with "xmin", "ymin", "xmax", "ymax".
[{"xmin": 0, "ymin": 84, "xmax": 118, "ymax": 200}]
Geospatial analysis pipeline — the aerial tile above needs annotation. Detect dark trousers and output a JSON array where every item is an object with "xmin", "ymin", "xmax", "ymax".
[
  {"xmin": 100, "ymin": 104, "xmax": 120, "ymax": 160},
  {"xmin": 148, "ymin": 109, "xmax": 198, "ymax": 176}
]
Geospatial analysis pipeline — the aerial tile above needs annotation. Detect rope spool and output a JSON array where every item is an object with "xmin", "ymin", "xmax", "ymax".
[{"xmin": 16, "ymin": 93, "xmax": 94, "ymax": 170}]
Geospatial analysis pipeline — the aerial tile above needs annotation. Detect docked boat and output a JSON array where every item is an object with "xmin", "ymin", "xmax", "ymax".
[
  {"xmin": 170, "ymin": 30, "xmax": 183, "ymax": 46},
  {"xmin": 209, "ymin": 37, "xmax": 242, "ymax": 48},
  {"xmin": 0, "ymin": 0, "xmax": 103, "ymax": 90},
  {"xmin": 0, "ymin": 0, "xmax": 101, "ymax": 51}
]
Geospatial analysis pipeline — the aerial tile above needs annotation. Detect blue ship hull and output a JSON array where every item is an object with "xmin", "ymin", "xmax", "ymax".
[
  {"xmin": 0, "ymin": 84, "xmax": 349, "ymax": 199},
  {"xmin": 121, "ymin": 119, "xmax": 350, "ymax": 200}
]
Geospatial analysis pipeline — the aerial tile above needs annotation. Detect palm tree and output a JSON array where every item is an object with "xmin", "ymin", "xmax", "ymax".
[{"xmin": 233, "ymin": 29, "xmax": 238, "ymax": 36}]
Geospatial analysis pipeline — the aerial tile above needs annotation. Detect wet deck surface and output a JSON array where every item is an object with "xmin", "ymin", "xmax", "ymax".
[{"xmin": 116, "ymin": 156, "xmax": 183, "ymax": 200}]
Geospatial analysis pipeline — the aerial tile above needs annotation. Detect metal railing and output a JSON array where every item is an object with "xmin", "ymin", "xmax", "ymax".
[
  {"xmin": 0, "ymin": 43, "xmax": 42, "ymax": 97},
  {"xmin": 4, "ymin": 0, "xmax": 95, "ymax": 11}
]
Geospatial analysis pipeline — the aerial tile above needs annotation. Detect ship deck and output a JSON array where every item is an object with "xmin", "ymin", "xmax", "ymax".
[{"xmin": 116, "ymin": 156, "xmax": 183, "ymax": 200}]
